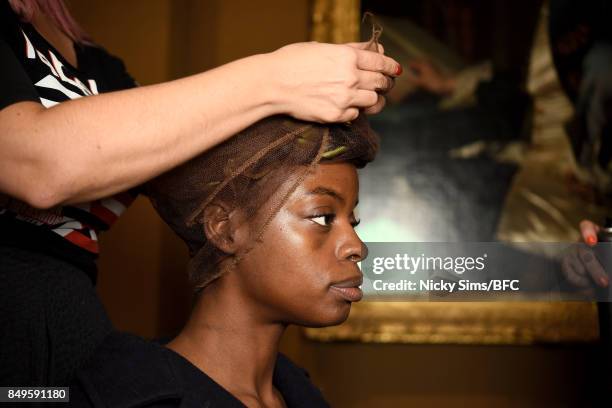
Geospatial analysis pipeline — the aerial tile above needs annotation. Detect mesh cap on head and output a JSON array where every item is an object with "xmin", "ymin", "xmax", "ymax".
[{"xmin": 143, "ymin": 114, "xmax": 378, "ymax": 289}]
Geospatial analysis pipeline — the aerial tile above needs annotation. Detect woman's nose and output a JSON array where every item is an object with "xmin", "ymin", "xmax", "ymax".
[{"xmin": 336, "ymin": 226, "xmax": 368, "ymax": 262}]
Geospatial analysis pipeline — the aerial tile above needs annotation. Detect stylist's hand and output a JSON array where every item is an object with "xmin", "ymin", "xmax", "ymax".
[
  {"xmin": 561, "ymin": 220, "xmax": 609, "ymax": 292},
  {"xmin": 268, "ymin": 41, "xmax": 401, "ymax": 123}
]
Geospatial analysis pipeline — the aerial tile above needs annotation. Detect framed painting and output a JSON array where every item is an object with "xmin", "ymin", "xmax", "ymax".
[{"xmin": 305, "ymin": 0, "xmax": 600, "ymax": 345}]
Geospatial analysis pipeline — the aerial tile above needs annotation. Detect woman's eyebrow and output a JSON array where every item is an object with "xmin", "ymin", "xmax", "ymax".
[
  {"xmin": 309, "ymin": 186, "xmax": 359, "ymax": 205},
  {"xmin": 307, "ymin": 187, "xmax": 359, "ymax": 207},
  {"xmin": 308, "ymin": 186, "xmax": 345, "ymax": 204}
]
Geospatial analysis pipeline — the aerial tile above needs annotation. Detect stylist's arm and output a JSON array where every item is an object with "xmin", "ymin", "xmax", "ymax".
[{"xmin": 0, "ymin": 41, "xmax": 399, "ymax": 208}]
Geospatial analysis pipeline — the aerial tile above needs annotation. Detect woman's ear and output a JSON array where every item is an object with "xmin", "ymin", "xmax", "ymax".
[{"xmin": 203, "ymin": 202, "xmax": 244, "ymax": 254}]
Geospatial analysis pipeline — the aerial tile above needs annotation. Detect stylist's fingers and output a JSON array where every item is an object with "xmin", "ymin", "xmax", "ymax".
[
  {"xmin": 561, "ymin": 251, "xmax": 592, "ymax": 288},
  {"xmin": 351, "ymin": 89, "xmax": 379, "ymax": 110},
  {"xmin": 356, "ymin": 49, "xmax": 402, "ymax": 77},
  {"xmin": 357, "ymin": 71, "xmax": 394, "ymax": 93},
  {"xmin": 337, "ymin": 107, "xmax": 359, "ymax": 122},
  {"xmin": 270, "ymin": 42, "xmax": 396, "ymax": 122},
  {"xmin": 363, "ymin": 94, "xmax": 386, "ymax": 115},
  {"xmin": 577, "ymin": 244, "xmax": 609, "ymax": 287},
  {"xmin": 580, "ymin": 219, "xmax": 600, "ymax": 246}
]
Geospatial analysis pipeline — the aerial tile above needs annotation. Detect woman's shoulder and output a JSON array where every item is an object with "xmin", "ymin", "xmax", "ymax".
[
  {"xmin": 69, "ymin": 331, "xmax": 183, "ymax": 407},
  {"xmin": 70, "ymin": 331, "xmax": 331, "ymax": 408},
  {"xmin": 70, "ymin": 331, "xmax": 247, "ymax": 408}
]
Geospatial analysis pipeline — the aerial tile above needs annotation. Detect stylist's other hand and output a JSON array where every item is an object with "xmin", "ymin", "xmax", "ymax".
[
  {"xmin": 561, "ymin": 220, "xmax": 609, "ymax": 293},
  {"xmin": 268, "ymin": 41, "xmax": 401, "ymax": 122}
]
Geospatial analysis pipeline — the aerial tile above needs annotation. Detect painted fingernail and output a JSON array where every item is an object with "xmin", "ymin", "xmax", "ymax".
[
  {"xmin": 395, "ymin": 64, "xmax": 403, "ymax": 76},
  {"xmin": 600, "ymin": 277, "xmax": 609, "ymax": 287},
  {"xmin": 586, "ymin": 235, "xmax": 597, "ymax": 246}
]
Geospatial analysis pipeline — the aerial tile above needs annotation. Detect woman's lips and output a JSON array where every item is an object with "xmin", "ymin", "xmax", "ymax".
[
  {"xmin": 330, "ymin": 286, "xmax": 363, "ymax": 302},
  {"xmin": 330, "ymin": 276, "xmax": 363, "ymax": 302}
]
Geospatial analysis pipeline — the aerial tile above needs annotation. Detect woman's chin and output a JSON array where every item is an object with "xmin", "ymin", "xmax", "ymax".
[{"xmin": 298, "ymin": 304, "xmax": 353, "ymax": 328}]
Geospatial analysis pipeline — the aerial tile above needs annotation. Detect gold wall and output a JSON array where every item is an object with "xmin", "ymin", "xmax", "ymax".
[{"xmin": 68, "ymin": 1, "xmax": 595, "ymax": 406}]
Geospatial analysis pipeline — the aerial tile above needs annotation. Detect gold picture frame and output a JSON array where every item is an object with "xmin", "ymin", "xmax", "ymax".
[
  {"xmin": 306, "ymin": 0, "xmax": 599, "ymax": 345},
  {"xmin": 305, "ymin": 301, "xmax": 598, "ymax": 345}
]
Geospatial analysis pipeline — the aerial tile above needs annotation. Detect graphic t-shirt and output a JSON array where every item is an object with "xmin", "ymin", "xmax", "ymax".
[{"xmin": 0, "ymin": 3, "xmax": 138, "ymax": 268}]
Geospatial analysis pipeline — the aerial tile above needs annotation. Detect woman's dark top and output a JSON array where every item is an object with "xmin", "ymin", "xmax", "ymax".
[{"xmin": 69, "ymin": 332, "xmax": 331, "ymax": 408}]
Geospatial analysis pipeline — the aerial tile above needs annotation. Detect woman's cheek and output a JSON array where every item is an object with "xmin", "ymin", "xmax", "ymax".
[{"xmin": 272, "ymin": 211, "xmax": 323, "ymax": 250}]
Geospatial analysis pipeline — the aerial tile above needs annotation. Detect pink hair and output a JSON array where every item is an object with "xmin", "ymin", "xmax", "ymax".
[{"xmin": 8, "ymin": 0, "xmax": 91, "ymax": 44}]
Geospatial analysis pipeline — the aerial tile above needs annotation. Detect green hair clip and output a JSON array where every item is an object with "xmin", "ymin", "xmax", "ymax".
[{"xmin": 322, "ymin": 146, "xmax": 347, "ymax": 159}]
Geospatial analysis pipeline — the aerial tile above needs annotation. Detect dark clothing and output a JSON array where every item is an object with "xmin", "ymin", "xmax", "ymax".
[
  {"xmin": 0, "ymin": 246, "xmax": 113, "ymax": 387},
  {"xmin": 0, "ymin": 216, "xmax": 98, "ymax": 282},
  {"xmin": 0, "ymin": 2, "xmax": 137, "ymax": 387},
  {"xmin": 69, "ymin": 331, "xmax": 331, "ymax": 408}
]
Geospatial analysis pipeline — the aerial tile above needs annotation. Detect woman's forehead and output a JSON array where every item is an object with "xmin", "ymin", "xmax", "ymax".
[{"xmin": 294, "ymin": 163, "xmax": 359, "ymax": 203}]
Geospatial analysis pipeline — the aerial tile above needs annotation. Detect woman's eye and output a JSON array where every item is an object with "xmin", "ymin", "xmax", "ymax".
[{"xmin": 311, "ymin": 214, "xmax": 335, "ymax": 226}]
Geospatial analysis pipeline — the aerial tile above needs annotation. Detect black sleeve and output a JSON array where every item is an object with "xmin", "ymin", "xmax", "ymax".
[
  {"xmin": 80, "ymin": 45, "xmax": 138, "ymax": 93},
  {"xmin": 0, "ymin": 36, "xmax": 40, "ymax": 110},
  {"xmin": 103, "ymin": 52, "xmax": 138, "ymax": 91}
]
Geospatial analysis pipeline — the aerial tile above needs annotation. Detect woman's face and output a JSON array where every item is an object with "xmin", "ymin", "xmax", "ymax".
[{"xmin": 231, "ymin": 162, "xmax": 366, "ymax": 327}]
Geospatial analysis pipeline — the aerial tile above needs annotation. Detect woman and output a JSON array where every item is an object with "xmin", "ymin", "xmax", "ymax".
[
  {"xmin": 69, "ymin": 112, "xmax": 378, "ymax": 407},
  {"xmin": 0, "ymin": 0, "xmax": 399, "ymax": 387}
]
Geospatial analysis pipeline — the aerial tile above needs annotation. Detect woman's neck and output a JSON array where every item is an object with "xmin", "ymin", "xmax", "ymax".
[{"xmin": 167, "ymin": 277, "xmax": 287, "ymax": 406}]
